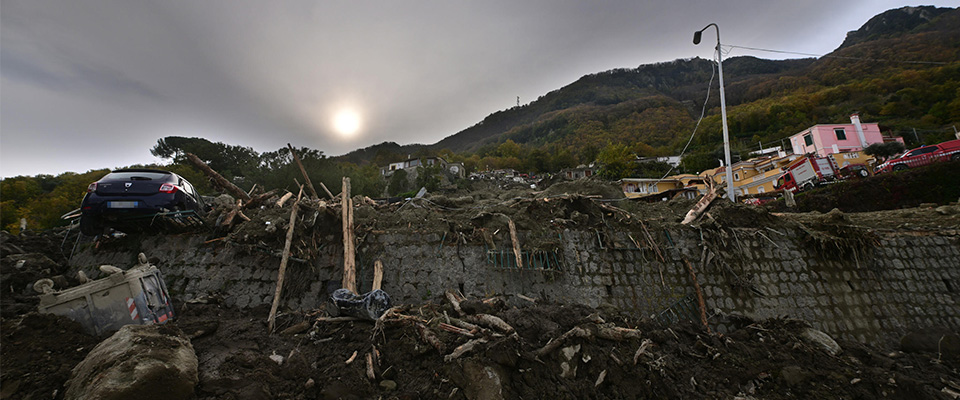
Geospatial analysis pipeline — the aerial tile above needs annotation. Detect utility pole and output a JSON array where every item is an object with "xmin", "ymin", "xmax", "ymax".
[
  {"xmin": 516, "ymin": 96, "xmax": 520, "ymax": 107},
  {"xmin": 694, "ymin": 23, "xmax": 735, "ymax": 202}
]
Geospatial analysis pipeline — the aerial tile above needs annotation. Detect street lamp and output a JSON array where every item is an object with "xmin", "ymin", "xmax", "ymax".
[{"xmin": 694, "ymin": 23, "xmax": 735, "ymax": 202}]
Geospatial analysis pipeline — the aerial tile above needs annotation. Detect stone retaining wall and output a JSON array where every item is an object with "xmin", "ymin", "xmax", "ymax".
[{"xmin": 70, "ymin": 225, "xmax": 960, "ymax": 346}]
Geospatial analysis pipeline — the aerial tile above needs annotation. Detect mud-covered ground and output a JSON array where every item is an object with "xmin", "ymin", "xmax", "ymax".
[
  {"xmin": 2, "ymin": 176, "xmax": 960, "ymax": 399},
  {"xmin": 3, "ymin": 296, "xmax": 959, "ymax": 400}
]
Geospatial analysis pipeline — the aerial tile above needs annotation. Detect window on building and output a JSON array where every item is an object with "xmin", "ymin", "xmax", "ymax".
[
  {"xmin": 803, "ymin": 134, "xmax": 813, "ymax": 146},
  {"xmin": 834, "ymin": 128, "xmax": 846, "ymax": 140},
  {"xmin": 734, "ymin": 172, "xmax": 740, "ymax": 181},
  {"xmin": 758, "ymin": 186, "xmax": 765, "ymax": 194}
]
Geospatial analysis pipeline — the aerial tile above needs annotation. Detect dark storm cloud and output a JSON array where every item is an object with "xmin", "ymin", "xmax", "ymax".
[{"xmin": 2, "ymin": 0, "xmax": 955, "ymax": 177}]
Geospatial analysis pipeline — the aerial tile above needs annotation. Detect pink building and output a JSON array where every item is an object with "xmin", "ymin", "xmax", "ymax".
[{"xmin": 788, "ymin": 114, "xmax": 898, "ymax": 156}]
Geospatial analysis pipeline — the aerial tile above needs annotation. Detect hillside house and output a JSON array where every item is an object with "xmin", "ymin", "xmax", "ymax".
[
  {"xmin": 380, "ymin": 157, "xmax": 465, "ymax": 178},
  {"xmin": 787, "ymin": 114, "xmax": 902, "ymax": 157},
  {"xmin": 560, "ymin": 165, "xmax": 598, "ymax": 180},
  {"xmin": 619, "ymin": 174, "xmax": 706, "ymax": 200}
]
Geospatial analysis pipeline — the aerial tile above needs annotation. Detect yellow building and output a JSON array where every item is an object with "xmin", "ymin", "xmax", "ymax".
[
  {"xmin": 702, "ymin": 154, "xmax": 799, "ymax": 196},
  {"xmin": 624, "ymin": 150, "xmax": 875, "ymax": 200},
  {"xmin": 620, "ymin": 178, "xmax": 683, "ymax": 198},
  {"xmin": 619, "ymin": 174, "xmax": 708, "ymax": 199}
]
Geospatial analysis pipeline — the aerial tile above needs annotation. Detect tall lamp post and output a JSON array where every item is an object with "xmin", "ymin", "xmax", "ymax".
[{"xmin": 694, "ymin": 23, "xmax": 735, "ymax": 202}]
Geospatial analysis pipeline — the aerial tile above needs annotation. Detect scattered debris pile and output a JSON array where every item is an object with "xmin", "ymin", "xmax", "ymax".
[
  {"xmin": 182, "ymin": 292, "xmax": 958, "ymax": 399},
  {"xmin": 3, "ymin": 157, "xmax": 960, "ymax": 399}
]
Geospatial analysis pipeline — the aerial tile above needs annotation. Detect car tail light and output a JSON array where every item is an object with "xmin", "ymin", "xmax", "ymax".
[
  {"xmin": 87, "ymin": 182, "xmax": 97, "ymax": 192},
  {"xmin": 159, "ymin": 183, "xmax": 178, "ymax": 193}
]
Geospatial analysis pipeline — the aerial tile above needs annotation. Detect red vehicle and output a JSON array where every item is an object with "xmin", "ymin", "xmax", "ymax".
[
  {"xmin": 875, "ymin": 139, "xmax": 960, "ymax": 174},
  {"xmin": 774, "ymin": 155, "xmax": 841, "ymax": 193}
]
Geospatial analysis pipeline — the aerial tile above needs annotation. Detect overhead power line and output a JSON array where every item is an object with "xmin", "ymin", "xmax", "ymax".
[{"xmin": 725, "ymin": 44, "xmax": 952, "ymax": 65}]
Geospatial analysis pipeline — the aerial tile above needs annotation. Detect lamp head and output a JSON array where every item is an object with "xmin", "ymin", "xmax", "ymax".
[{"xmin": 693, "ymin": 30, "xmax": 702, "ymax": 45}]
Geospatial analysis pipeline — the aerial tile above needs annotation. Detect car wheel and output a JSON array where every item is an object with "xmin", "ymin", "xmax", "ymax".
[
  {"xmin": 951, "ymin": 153, "xmax": 960, "ymax": 161},
  {"xmin": 858, "ymin": 169, "xmax": 869, "ymax": 177},
  {"xmin": 892, "ymin": 164, "xmax": 908, "ymax": 172},
  {"xmin": 802, "ymin": 182, "xmax": 814, "ymax": 192},
  {"xmin": 79, "ymin": 214, "xmax": 102, "ymax": 236}
]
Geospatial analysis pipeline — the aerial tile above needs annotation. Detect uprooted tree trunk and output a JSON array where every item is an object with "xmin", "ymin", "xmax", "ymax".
[
  {"xmin": 535, "ymin": 323, "xmax": 643, "ymax": 358},
  {"xmin": 682, "ymin": 178, "xmax": 718, "ymax": 225},
  {"xmin": 185, "ymin": 153, "xmax": 251, "ymax": 202}
]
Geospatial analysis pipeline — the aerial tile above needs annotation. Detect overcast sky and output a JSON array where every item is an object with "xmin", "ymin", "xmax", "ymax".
[{"xmin": 1, "ymin": 1, "xmax": 954, "ymax": 177}]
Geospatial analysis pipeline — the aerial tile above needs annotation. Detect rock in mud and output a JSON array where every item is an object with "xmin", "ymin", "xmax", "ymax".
[
  {"xmin": 560, "ymin": 344, "xmax": 581, "ymax": 379},
  {"xmin": 780, "ymin": 365, "xmax": 812, "ymax": 386},
  {"xmin": 64, "ymin": 324, "xmax": 198, "ymax": 400},
  {"xmin": 801, "ymin": 327, "xmax": 841, "ymax": 356},
  {"xmin": 452, "ymin": 360, "xmax": 506, "ymax": 400}
]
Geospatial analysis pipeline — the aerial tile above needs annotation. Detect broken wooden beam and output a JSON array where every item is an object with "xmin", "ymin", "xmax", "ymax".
[
  {"xmin": 445, "ymin": 290, "xmax": 465, "ymax": 316},
  {"xmin": 684, "ymin": 258, "xmax": 711, "ymax": 332},
  {"xmin": 416, "ymin": 323, "xmax": 444, "ymax": 353},
  {"xmin": 535, "ymin": 326, "xmax": 590, "ymax": 357},
  {"xmin": 372, "ymin": 259, "xmax": 384, "ymax": 291},
  {"xmin": 268, "ymin": 185, "xmax": 304, "ymax": 333},
  {"xmin": 276, "ymin": 192, "xmax": 294, "ymax": 207},
  {"xmin": 185, "ymin": 152, "xmax": 251, "ymax": 202},
  {"xmin": 341, "ymin": 177, "xmax": 357, "ymax": 294},
  {"xmin": 287, "ymin": 144, "xmax": 320, "ymax": 200},
  {"xmin": 464, "ymin": 314, "xmax": 515, "ymax": 334},
  {"xmin": 244, "ymin": 189, "xmax": 278, "ymax": 209},
  {"xmin": 318, "ymin": 181, "xmax": 335, "ymax": 201},
  {"xmin": 444, "ymin": 338, "xmax": 489, "ymax": 362},
  {"xmin": 507, "ymin": 218, "xmax": 523, "ymax": 269}
]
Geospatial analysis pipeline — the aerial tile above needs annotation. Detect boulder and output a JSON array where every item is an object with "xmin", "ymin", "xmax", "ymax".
[
  {"xmin": 64, "ymin": 324, "xmax": 198, "ymax": 400},
  {"xmin": 452, "ymin": 360, "xmax": 506, "ymax": 400},
  {"xmin": 801, "ymin": 327, "xmax": 841, "ymax": 356},
  {"xmin": 780, "ymin": 365, "xmax": 811, "ymax": 386}
]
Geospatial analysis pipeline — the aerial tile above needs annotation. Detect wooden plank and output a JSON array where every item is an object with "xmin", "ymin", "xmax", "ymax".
[
  {"xmin": 341, "ymin": 177, "xmax": 357, "ymax": 293},
  {"xmin": 372, "ymin": 259, "xmax": 384, "ymax": 291},
  {"xmin": 683, "ymin": 258, "xmax": 710, "ymax": 333},
  {"xmin": 508, "ymin": 218, "xmax": 522, "ymax": 269}
]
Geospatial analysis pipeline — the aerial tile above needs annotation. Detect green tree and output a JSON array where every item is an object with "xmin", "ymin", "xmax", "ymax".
[
  {"xmin": 680, "ymin": 152, "xmax": 718, "ymax": 175},
  {"xmin": 415, "ymin": 165, "xmax": 442, "ymax": 192},
  {"xmin": 151, "ymin": 136, "xmax": 259, "ymax": 179},
  {"xmin": 387, "ymin": 169, "xmax": 409, "ymax": 196},
  {"xmin": 864, "ymin": 142, "xmax": 906, "ymax": 163},
  {"xmin": 597, "ymin": 143, "xmax": 634, "ymax": 180}
]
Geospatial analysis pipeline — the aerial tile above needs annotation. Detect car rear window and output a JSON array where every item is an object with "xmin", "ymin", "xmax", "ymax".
[{"xmin": 104, "ymin": 171, "xmax": 170, "ymax": 181}]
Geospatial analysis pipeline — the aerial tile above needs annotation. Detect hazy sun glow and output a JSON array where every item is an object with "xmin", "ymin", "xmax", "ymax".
[{"xmin": 333, "ymin": 109, "xmax": 361, "ymax": 137}]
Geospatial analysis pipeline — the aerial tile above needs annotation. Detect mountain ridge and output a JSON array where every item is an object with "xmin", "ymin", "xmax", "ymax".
[{"xmin": 335, "ymin": 6, "xmax": 959, "ymax": 166}]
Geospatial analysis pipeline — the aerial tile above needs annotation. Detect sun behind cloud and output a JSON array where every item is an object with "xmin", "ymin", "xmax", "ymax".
[{"xmin": 332, "ymin": 109, "xmax": 361, "ymax": 138}]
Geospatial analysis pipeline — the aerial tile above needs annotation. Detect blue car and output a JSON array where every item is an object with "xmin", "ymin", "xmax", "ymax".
[{"xmin": 80, "ymin": 169, "xmax": 206, "ymax": 235}]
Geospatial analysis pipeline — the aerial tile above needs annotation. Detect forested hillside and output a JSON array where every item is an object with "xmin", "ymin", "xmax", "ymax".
[{"xmin": 341, "ymin": 6, "xmax": 960, "ymax": 173}]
